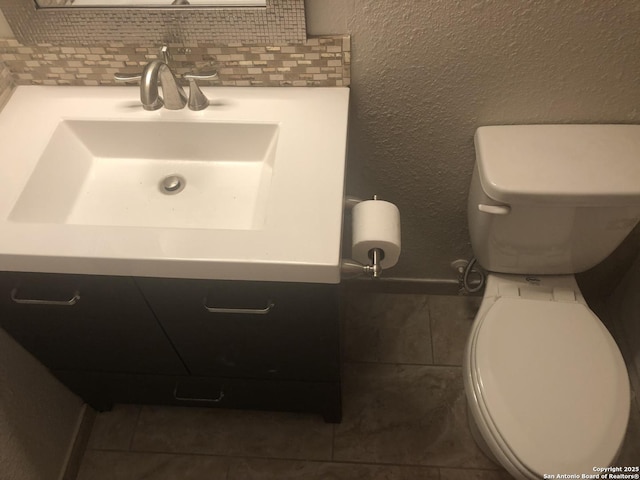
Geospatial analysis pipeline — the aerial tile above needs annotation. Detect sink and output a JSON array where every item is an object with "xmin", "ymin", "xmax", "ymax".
[
  {"xmin": 0, "ymin": 86, "xmax": 349, "ymax": 283},
  {"xmin": 10, "ymin": 120, "xmax": 277, "ymax": 230}
]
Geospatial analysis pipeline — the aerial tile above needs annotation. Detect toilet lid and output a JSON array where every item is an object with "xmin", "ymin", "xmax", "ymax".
[{"xmin": 474, "ymin": 297, "xmax": 629, "ymax": 475}]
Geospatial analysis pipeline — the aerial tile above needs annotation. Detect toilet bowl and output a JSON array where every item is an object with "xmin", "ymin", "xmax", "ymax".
[
  {"xmin": 463, "ymin": 274, "xmax": 630, "ymax": 479},
  {"xmin": 464, "ymin": 124, "xmax": 640, "ymax": 477}
]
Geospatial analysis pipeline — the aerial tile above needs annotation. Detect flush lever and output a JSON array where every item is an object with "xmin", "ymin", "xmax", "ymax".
[{"xmin": 478, "ymin": 203, "xmax": 511, "ymax": 215}]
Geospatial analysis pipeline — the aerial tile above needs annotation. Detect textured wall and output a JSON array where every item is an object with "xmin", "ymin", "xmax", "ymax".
[
  {"xmin": 310, "ymin": 0, "xmax": 640, "ymax": 280},
  {"xmin": 0, "ymin": 329, "xmax": 84, "ymax": 480}
]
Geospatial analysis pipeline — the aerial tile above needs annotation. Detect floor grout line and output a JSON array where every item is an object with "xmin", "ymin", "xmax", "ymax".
[
  {"xmin": 84, "ymin": 446, "xmax": 506, "ymax": 472},
  {"xmin": 427, "ymin": 296, "xmax": 436, "ymax": 365}
]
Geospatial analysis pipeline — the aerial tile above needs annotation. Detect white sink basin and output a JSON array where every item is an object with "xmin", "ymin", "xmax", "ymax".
[
  {"xmin": 0, "ymin": 86, "xmax": 349, "ymax": 283},
  {"xmin": 10, "ymin": 120, "xmax": 276, "ymax": 230}
]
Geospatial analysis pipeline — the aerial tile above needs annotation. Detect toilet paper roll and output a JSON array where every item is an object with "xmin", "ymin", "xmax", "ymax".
[{"xmin": 352, "ymin": 199, "xmax": 401, "ymax": 269}]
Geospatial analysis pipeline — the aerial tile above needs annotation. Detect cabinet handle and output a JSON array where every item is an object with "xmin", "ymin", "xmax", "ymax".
[
  {"xmin": 173, "ymin": 385, "xmax": 225, "ymax": 403},
  {"xmin": 202, "ymin": 298, "xmax": 275, "ymax": 315},
  {"xmin": 10, "ymin": 288, "xmax": 81, "ymax": 306}
]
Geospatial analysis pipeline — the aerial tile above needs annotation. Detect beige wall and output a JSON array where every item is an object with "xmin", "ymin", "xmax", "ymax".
[
  {"xmin": 0, "ymin": 329, "xmax": 84, "ymax": 480},
  {"xmin": 308, "ymin": 0, "xmax": 640, "ymax": 281}
]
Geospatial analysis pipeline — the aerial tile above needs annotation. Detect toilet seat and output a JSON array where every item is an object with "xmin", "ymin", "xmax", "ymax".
[{"xmin": 469, "ymin": 296, "xmax": 630, "ymax": 477}]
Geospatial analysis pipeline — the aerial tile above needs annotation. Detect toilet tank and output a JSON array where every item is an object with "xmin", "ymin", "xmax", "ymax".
[{"xmin": 469, "ymin": 124, "xmax": 640, "ymax": 274}]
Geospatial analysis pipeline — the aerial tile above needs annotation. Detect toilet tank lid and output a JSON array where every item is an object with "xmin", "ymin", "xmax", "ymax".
[{"xmin": 475, "ymin": 124, "xmax": 640, "ymax": 206}]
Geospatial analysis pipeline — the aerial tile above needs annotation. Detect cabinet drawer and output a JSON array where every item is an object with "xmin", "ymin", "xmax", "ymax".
[
  {"xmin": 136, "ymin": 278, "xmax": 341, "ymax": 382},
  {"xmin": 55, "ymin": 371, "xmax": 342, "ymax": 422},
  {"xmin": 0, "ymin": 272, "xmax": 186, "ymax": 375}
]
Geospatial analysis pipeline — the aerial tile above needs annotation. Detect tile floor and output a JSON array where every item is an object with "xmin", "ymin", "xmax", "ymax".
[{"xmin": 75, "ymin": 291, "xmax": 640, "ymax": 479}]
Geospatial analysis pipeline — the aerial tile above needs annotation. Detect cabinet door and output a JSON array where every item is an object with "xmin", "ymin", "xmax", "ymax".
[
  {"xmin": 0, "ymin": 272, "xmax": 187, "ymax": 375},
  {"xmin": 136, "ymin": 278, "xmax": 341, "ymax": 382},
  {"xmin": 56, "ymin": 370, "xmax": 342, "ymax": 422}
]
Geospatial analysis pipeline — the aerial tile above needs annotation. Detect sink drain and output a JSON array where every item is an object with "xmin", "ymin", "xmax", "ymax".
[{"xmin": 160, "ymin": 174, "xmax": 186, "ymax": 195}]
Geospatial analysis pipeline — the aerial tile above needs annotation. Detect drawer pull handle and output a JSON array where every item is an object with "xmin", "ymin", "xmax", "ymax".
[
  {"xmin": 173, "ymin": 385, "xmax": 225, "ymax": 403},
  {"xmin": 10, "ymin": 288, "xmax": 81, "ymax": 306},
  {"xmin": 203, "ymin": 299, "xmax": 275, "ymax": 315}
]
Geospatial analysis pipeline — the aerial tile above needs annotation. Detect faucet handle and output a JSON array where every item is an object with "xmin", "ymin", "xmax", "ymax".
[
  {"xmin": 115, "ymin": 47, "xmax": 173, "ymax": 82},
  {"xmin": 183, "ymin": 68, "xmax": 218, "ymax": 111},
  {"xmin": 114, "ymin": 72, "xmax": 142, "ymax": 83},
  {"xmin": 183, "ymin": 67, "xmax": 218, "ymax": 82}
]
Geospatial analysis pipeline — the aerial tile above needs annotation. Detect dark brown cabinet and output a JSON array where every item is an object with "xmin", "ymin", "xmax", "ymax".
[
  {"xmin": 136, "ymin": 278, "xmax": 340, "ymax": 382},
  {"xmin": 0, "ymin": 272, "xmax": 186, "ymax": 375},
  {"xmin": 0, "ymin": 272, "xmax": 342, "ymax": 422}
]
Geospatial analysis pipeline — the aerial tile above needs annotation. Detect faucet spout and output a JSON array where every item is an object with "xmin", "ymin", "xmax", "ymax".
[{"xmin": 140, "ymin": 60, "xmax": 187, "ymax": 111}]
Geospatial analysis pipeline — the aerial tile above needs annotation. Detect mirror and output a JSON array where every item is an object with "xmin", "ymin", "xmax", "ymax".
[
  {"xmin": 36, "ymin": 0, "xmax": 265, "ymax": 8},
  {"xmin": 1, "ymin": 0, "xmax": 305, "ymax": 45}
]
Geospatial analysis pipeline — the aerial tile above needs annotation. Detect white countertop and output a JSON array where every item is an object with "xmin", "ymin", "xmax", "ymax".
[{"xmin": 0, "ymin": 86, "xmax": 349, "ymax": 283}]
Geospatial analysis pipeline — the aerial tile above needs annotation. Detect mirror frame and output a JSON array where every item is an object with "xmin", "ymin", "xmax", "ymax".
[{"xmin": 0, "ymin": 0, "xmax": 306, "ymax": 45}]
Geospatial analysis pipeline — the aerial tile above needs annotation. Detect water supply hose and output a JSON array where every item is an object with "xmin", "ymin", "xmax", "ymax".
[{"xmin": 463, "ymin": 257, "xmax": 486, "ymax": 293}]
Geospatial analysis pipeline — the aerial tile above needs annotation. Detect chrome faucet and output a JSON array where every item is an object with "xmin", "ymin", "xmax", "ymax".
[
  {"xmin": 140, "ymin": 60, "xmax": 187, "ymax": 111},
  {"xmin": 114, "ymin": 45, "xmax": 216, "ymax": 111}
]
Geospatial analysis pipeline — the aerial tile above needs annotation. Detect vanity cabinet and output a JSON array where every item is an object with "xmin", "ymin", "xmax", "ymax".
[
  {"xmin": 135, "ymin": 278, "xmax": 340, "ymax": 382},
  {"xmin": 0, "ymin": 272, "xmax": 187, "ymax": 375},
  {"xmin": 0, "ymin": 272, "xmax": 342, "ymax": 422},
  {"xmin": 134, "ymin": 278, "xmax": 342, "ymax": 422}
]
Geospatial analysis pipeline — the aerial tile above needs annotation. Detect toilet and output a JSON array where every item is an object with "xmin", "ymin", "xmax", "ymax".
[{"xmin": 464, "ymin": 124, "xmax": 640, "ymax": 479}]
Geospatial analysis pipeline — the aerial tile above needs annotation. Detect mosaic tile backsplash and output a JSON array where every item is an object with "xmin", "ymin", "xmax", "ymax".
[
  {"xmin": 2, "ymin": 0, "xmax": 306, "ymax": 45},
  {"xmin": 0, "ymin": 36, "xmax": 350, "ymax": 87}
]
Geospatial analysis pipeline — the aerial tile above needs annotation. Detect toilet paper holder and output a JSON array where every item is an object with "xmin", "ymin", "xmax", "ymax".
[
  {"xmin": 341, "ymin": 247, "xmax": 385, "ymax": 279},
  {"xmin": 341, "ymin": 195, "xmax": 394, "ymax": 279}
]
